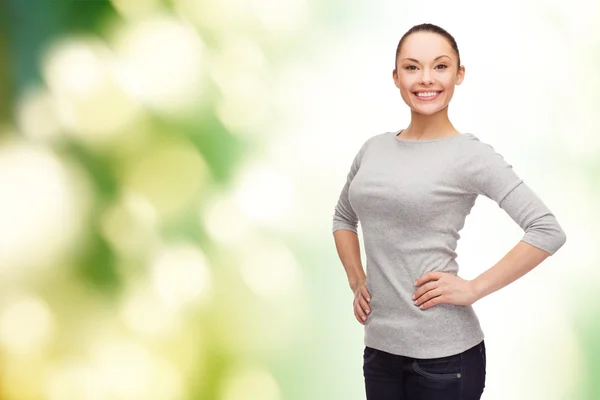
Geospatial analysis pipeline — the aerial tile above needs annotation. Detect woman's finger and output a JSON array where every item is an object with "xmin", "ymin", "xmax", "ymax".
[
  {"xmin": 413, "ymin": 281, "xmax": 439, "ymax": 301},
  {"xmin": 419, "ymin": 294, "xmax": 446, "ymax": 310},
  {"xmin": 361, "ymin": 286, "xmax": 371, "ymax": 302},
  {"xmin": 414, "ymin": 288, "xmax": 442, "ymax": 307},
  {"xmin": 354, "ymin": 309, "xmax": 365, "ymax": 325},
  {"xmin": 354, "ymin": 299, "xmax": 368, "ymax": 322},
  {"xmin": 359, "ymin": 295, "xmax": 370, "ymax": 315}
]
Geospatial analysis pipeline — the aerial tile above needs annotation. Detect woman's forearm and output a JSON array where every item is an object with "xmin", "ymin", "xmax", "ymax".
[
  {"xmin": 333, "ymin": 229, "xmax": 366, "ymax": 292},
  {"xmin": 471, "ymin": 240, "xmax": 551, "ymax": 301}
]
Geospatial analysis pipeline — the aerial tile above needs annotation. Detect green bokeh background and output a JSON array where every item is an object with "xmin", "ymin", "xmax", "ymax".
[{"xmin": 0, "ymin": 0, "xmax": 598, "ymax": 399}]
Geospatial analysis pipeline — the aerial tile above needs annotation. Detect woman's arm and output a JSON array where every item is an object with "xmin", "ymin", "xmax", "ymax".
[
  {"xmin": 332, "ymin": 136, "xmax": 376, "ymax": 323},
  {"xmin": 333, "ymin": 229, "xmax": 366, "ymax": 292},
  {"xmin": 413, "ymin": 137, "xmax": 567, "ymax": 309},
  {"xmin": 469, "ymin": 179, "xmax": 567, "ymax": 302},
  {"xmin": 471, "ymin": 240, "xmax": 553, "ymax": 301},
  {"xmin": 413, "ymin": 238, "xmax": 562, "ymax": 309},
  {"xmin": 334, "ymin": 229, "xmax": 372, "ymax": 324},
  {"xmin": 332, "ymin": 136, "xmax": 374, "ymax": 289},
  {"xmin": 414, "ymin": 184, "xmax": 567, "ymax": 309}
]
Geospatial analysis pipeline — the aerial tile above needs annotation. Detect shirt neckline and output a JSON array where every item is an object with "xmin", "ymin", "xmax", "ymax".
[{"xmin": 392, "ymin": 129, "xmax": 471, "ymax": 143}]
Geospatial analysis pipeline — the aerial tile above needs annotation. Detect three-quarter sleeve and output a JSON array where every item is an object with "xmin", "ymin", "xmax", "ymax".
[
  {"xmin": 498, "ymin": 182, "xmax": 566, "ymax": 255},
  {"xmin": 332, "ymin": 137, "xmax": 372, "ymax": 234},
  {"xmin": 456, "ymin": 137, "xmax": 567, "ymax": 255}
]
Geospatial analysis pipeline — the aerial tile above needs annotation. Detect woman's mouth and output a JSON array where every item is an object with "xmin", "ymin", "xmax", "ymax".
[{"xmin": 413, "ymin": 91, "xmax": 442, "ymax": 101}]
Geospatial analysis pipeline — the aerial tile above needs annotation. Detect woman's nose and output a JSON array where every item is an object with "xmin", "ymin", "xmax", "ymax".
[{"xmin": 420, "ymin": 70, "xmax": 434, "ymax": 85}]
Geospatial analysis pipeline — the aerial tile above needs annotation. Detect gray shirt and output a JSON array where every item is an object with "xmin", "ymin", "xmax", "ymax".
[{"xmin": 332, "ymin": 129, "xmax": 567, "ymax": 358}]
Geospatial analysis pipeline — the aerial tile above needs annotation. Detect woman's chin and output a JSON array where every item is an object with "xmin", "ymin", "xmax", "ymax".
[{"xmin": 408, "ymin": 105, "xmax": 447, "ymax": 116}]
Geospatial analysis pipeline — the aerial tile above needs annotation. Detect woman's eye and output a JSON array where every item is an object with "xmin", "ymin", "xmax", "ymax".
[{"xmin": 404, "ymin": 65, "xmax": 446, "ymax": 71}]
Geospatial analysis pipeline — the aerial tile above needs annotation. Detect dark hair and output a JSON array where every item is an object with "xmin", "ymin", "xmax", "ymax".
[{"xmin": 394, "ymin": 23, "xmax": 461, "ymax": 71}]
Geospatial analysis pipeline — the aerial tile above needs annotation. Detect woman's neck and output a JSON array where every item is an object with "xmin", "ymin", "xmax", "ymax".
[{"xmin": 401, "ymin": 109, "xmax": 459, "ymax": 140}]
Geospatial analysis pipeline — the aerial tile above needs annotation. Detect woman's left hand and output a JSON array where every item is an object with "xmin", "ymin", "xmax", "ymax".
[{"xmin": 412, "ymin": 272, "xmax": 479, "ymax": 310}]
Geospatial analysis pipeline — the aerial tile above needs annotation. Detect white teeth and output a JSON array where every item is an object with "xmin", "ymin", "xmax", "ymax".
[{"xmin": 416, "ymin": 92, "xmax": 439, "ymax": 97}]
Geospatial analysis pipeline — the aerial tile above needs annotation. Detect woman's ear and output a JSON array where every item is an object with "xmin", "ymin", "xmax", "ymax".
[
  {"xmin": 392, "ymin": 69, "xmax": 400, "ymax": 89},
  {"xmin": 455, "ymin": 65, "xmax": 465, "ymax": 85}
]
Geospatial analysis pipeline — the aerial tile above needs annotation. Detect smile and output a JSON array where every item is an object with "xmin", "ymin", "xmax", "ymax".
[{"xmin": 413, "ymin": 91, "xmax": 442, "ymax": 101}]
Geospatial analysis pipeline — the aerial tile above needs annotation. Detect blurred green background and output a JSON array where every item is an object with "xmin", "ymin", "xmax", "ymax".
[{"xmin": 0, "ymin": 0, "xmax": 598, "ymax": 399}]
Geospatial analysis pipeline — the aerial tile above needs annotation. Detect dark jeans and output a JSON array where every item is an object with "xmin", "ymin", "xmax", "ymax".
[{"xmin": 363, "ymin": 341, "xmax": 486, "ymax": 400}]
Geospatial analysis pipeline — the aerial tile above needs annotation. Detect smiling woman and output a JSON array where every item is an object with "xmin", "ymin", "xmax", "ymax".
[
  {"xmin": 331, "ymin": 22, "xmax": 567, "ymax": 400},
  {"xmin": 392, "ymin": 25, "xmax": 465, "ymax": 139}
]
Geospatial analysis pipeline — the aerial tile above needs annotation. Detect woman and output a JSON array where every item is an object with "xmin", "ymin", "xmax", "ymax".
[{"xmin": 331, "ymin": 23, "xmax": 567, "ymax": 400}]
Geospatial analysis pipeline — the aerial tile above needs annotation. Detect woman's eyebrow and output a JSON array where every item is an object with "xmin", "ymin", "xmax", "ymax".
[{"xmin": 402, "ymin": 55, "xmax": 450, "ymax": 63}]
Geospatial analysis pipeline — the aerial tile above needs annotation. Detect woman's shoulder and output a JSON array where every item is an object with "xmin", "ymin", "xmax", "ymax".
[
  {"xmin": 355, "ymin": 130, "xmax": 395, "ymax": 152},
  {"xmin": 455, "ymin": 133, "xmax": 517, "ymax": 178},
  {"xmin": 456, "ymin": 133, "xmax": 503, "ymax": 157},
  {"xmin": 367, "ymin": 130, "xmax": 394, "ymax": 144}
]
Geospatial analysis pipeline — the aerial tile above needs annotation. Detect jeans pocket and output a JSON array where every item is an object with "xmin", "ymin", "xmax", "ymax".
[
  {"xmin": 363, "ymin": 346, "xmax": 379, "ymax": 364},
  {"xmin": 411, "ymin": 354, "xmax": 462, "ymax": 380}
]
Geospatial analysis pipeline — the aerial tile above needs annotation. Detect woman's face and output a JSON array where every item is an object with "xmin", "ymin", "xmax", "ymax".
[{"xmin": 393, "ymin": 31, "xmax": 465, "ymax": 116}]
